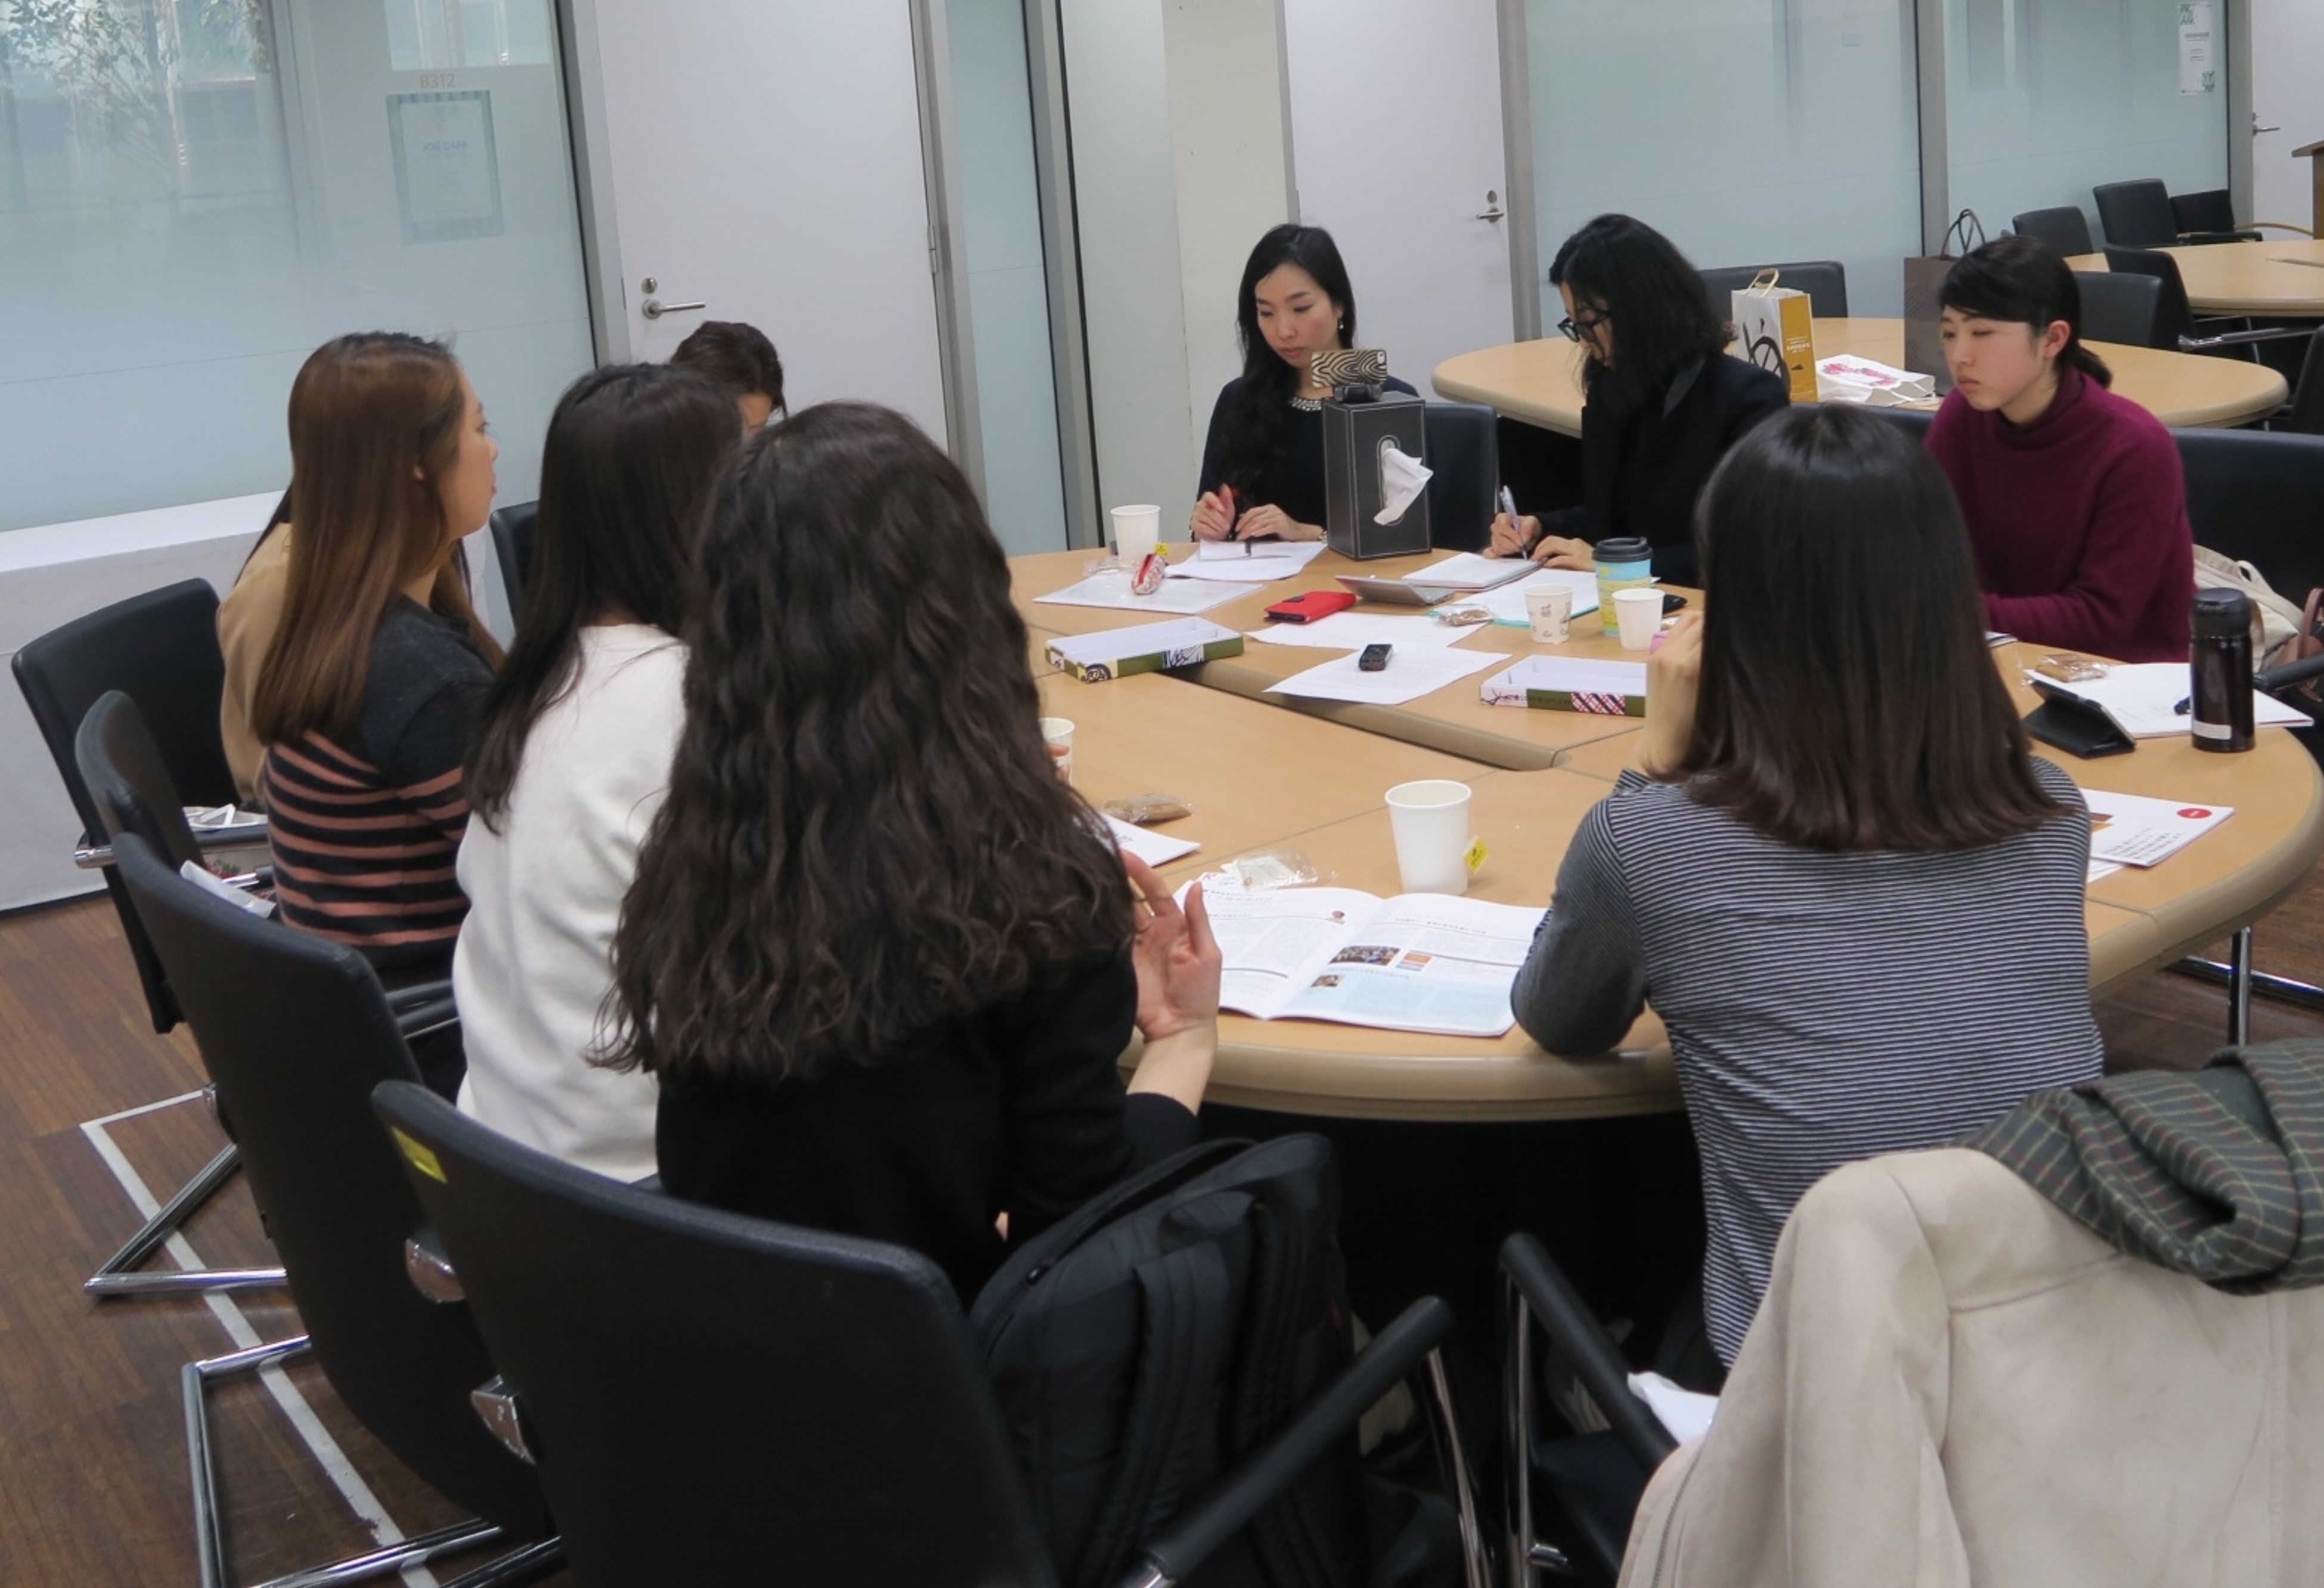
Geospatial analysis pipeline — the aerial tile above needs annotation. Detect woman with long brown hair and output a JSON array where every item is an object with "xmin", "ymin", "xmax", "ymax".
[
  {"xmin": 609, "ymin": 401, "xmax": 1219, "ymax": 1299},
  {"xmin": 1514, "ymin": 404, "xmax": 2102, "ymax": 1380},
  {"xmin": 251, "ymin": 333, "xmax": 503, "ymax": 1089}
]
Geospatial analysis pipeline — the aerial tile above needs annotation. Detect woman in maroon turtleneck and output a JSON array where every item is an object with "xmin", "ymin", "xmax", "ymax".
[{"xmin": 1925, "ymin": 236, "xmax": 2192, "ymax": 664}]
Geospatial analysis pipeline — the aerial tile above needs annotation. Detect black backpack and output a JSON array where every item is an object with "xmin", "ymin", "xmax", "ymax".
[{"xmin": 970, "ymin": 1135, "xmax": 1369, "ymax": 1588}]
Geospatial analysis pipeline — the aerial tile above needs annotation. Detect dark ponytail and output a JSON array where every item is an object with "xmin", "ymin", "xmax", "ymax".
[
  {"xmin": 1219, "ymin": 225, "xmax": 1358, "ymax": 495},
  {"xmin": 1939, "ymin": 234, "xmax": 2112, "ymax": 388}
]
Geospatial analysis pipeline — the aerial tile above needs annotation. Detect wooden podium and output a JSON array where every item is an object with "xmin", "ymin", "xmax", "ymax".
[{"xmin": 2298, "ymin": 140, "xmax": 2324, "ymax": 234}]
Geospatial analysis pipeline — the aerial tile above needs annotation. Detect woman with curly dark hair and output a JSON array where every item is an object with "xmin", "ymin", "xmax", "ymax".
[{"xmin": 608, "ymin": 401, "xmax": 1219, "ymax": 1299}]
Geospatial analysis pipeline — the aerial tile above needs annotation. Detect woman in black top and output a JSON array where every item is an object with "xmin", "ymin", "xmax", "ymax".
[
  {"xmin": 1192, "ymin": 224, "xmax": 1415, "ymax": 542},
  {"xmin": 611, "ymin": 402, "xmax": 1220, "ymax": 1302},
  {"xmin": 1489, "ymin": 214, "xmax": 1787, "ymax": 584}
]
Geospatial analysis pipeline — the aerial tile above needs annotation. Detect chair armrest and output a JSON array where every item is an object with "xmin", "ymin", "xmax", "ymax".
[
  {"xmin": 2179, "ymin": 324, "xmax": 2319, "ymax": 352},
  {"xmin": 1501, "ymin": 1233, "xmax": 1677, "ymax": 1472},
  {"xmin": 385, "ymin": 977, "xmax": 459, "ymax": 1041},
  {"xmin": 193, "ymin": 823, "xmax": 270, "ymax": 852},
  {"xmin": 2258, "ymin": 652, "xmax": 2324, "ymax": 695},
  {"xmin": 1120, "ymin": 1296, "xmax": 1454, "ymax": 1588}
]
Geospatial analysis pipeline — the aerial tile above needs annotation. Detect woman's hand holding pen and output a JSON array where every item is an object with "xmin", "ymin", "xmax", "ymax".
[
  {"xmin": 1488, "ymin": 510, "xmax": 1541, "ymax": 558},
  {"xmin": 1191, "ymin": 488, "xmax": 1235, "ymax": 541}
]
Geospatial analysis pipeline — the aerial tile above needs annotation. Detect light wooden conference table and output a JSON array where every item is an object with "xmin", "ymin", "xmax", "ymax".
[
  {"xmin": 1017, "ymin": 545, "xmax": 2324, "ymax": 1121},
  {"xmin": 2068, "ymin": 238, "xmax": 2324, "ymax": 318},
  {"xmin": 1432, "ymin": 317, "xmax": 2287, "ymax": 434}
]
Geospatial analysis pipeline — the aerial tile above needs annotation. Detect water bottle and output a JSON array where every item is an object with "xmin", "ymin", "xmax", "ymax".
[
  {"xmin": 2189, "ymin": 588, "xmax": 2255, "ymax": 754},
  {"xmin": 1593, "ymin": 535, "xmax": 1653, "ymax": 636}
]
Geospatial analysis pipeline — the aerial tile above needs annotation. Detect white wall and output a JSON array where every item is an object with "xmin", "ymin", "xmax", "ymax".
[
  {"xmin": 2251, "ymin": 0, "xmax": 2324, "ymax": 231},
  {"xmin": 1061, "ymin": 0, "xmax": 1291, "ymax": 536}
]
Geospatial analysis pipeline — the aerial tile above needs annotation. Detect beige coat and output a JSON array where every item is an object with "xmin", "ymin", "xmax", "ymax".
[
  {"xmin": 216, "ymin": 526, "xmax": 290, "ymax": 804},
  {"xmin": 1620, "ymin": 1147, "xmax": 2324, "ymax": 1587}
]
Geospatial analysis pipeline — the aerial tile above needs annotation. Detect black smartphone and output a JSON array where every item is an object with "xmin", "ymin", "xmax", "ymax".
[
  {"xmin": 1358, "ymin": 642, "xmax": 1392, "ymax": 672},
  {"xmin": 1661, "ymin": 593, "xmax": 1688, "ymax": 615}
]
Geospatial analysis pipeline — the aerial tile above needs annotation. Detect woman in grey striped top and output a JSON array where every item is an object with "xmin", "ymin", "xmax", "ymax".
[{"xmin": 1514, "ymin": 404, "xmax": 2104, "ymax": 1373}]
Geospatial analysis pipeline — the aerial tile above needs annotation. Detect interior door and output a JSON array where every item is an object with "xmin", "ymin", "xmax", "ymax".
[
  {"xmin": 1281, "ymin": 0, "xmax": 1516, "ymax": 393},
  {"xmin": 571, "ymin": 1, "xmax": 949, "ymax": 443}
]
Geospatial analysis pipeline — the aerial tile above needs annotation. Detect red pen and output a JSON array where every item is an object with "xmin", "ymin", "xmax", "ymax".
[{"xmin": 1221, "ymin": 484, "xmax": 1239, "ymax": 541}]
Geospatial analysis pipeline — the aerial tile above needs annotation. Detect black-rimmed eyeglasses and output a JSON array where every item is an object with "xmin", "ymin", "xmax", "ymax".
[{"xmin": 1556, "ymin": 309, "xmax": 1610, "ymax": 342}]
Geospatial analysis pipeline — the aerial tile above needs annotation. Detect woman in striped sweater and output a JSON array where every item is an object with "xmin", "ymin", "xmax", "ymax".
[
  {"xmin": 1513, "ymin": 404, "xmax": 2103, "ymax": 1381},
  {"xmin": 249, "ymin": 333, "xmax": 503, "ymax": 1093}
]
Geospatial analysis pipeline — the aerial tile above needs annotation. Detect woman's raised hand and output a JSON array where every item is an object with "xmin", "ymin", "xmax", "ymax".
[
  {"xmin": 1124, "ymin": 853, "xmax": 1219, "ymax": 1042},
  {"xmin": 1190, "ymin": 491, "xmax": 1235, "ymax": 541},
  {"xmin": 1638, "ymin": 609, "xmax": 1704, "ymax": 779}
]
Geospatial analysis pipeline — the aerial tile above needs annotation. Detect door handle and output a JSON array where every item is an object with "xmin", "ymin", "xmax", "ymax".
[
  {"xmin": 642, "ymin": 298, "xmax": 707, "ymax": 320},
  {"xmin": 2254, "ymin": 114, "xmax": 2282, "ymax": 135},
  {"xmin": 1477, "ymin": 187, "xmax": 1504, "ymax": 222}
]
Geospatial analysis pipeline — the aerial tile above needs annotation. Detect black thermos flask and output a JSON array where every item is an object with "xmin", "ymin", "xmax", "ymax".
[{"xmin": 2189, "ymin": 588, "xmax": 2255, "ymax": 754}]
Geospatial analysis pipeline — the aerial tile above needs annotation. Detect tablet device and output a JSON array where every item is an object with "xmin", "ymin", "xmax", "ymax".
[{"xmin": 1334, "ymin": 562, "xmax": 1533, "ymax": 607}]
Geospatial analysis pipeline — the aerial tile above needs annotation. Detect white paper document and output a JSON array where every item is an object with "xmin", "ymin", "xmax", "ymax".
[
  {"xmin": 1249, "ymin": 612, "xmax": 1483, "ymax": 651},
  {"xmin": 2029, "ymin": 663, "xmax": 2313, "ymax": 739},
  {"xmin": 1169, "ymin": 541, "xmax": 1329, "ymax": 583},
  {"xmin": 1266, "ymin": 646, "xmax": 1503, "ymax": 706},
  {"xmin": 1037, "ymin": 569, "xmax": 1247, "ymax": 615},
  {"xmin": 1102, "ymin": 812, "xmax": 1200, "ymax": 868},
  {"xmin": 1439, "ymin": 568, "xmax": 1601, "ymax": 626},
  {"xmin": 1189, "ymin": 884, "xmax": 1544, "ymax": 1037},
  {"xmin": 2080, "ymin": 788, "xmax": 2233, "ymax": 868}
]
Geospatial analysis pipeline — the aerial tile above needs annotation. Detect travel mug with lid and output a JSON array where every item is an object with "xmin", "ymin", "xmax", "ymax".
[
  {"xmin": 1592, "ymin": 535, "xmax": 1653, "ymax": 635},
  {"xmin": 2189, "ymin": 588, "xmax": 2255, "ymax": 754}
]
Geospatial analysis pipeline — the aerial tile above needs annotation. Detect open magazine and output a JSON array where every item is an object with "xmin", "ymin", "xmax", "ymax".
[{"xmin": 1185, "ymin": 884, "xmax": 1545, "ymax": 1038}]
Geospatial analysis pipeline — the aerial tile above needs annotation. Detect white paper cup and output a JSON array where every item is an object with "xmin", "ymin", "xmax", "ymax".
[
  {"xmin": 1385, "ymin": 779, "xmax": 1473, "ymax": 896},
  {"xmin": 1040, "ymin": 716, "xmax": 1076, "ymax": 784},
  {"xmin": 1613, "ymin": 587, "xmax": 1663, "ymax": 651},
  {"xmin": 1524, "ymin": 583, "xmax": 1574, "ymax": 645},
  {"xmin": 1111, "ymin": 504, "xmax": 1161, "ymax": 565}
]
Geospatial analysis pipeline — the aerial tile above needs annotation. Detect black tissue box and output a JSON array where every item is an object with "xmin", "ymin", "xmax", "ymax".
[{"xmin": 1321, "ymin": 391, "xmax": 1431, "ymax": 560}]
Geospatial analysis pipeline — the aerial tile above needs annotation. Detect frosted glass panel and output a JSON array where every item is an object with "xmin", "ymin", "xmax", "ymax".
[
  {"xmin": 1945, "ymin": 0, "xmax": 2230, "ymax": 244},
  {"xmin": 0, "ymin": 0, "xmax": 593, "ymax": 534},
  {"xmin": 1526, "ymin": 0, "xmax": 1922, "ymax": 316},
  {"xmin": 947, "ymin": 0, "xmax": 1068, "ymax": 555}
]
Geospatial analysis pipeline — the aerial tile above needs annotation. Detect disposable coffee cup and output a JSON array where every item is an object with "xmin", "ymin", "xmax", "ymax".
[
  {"xmin": 1524, "ymin": 583, "xmax": 1574, "ymax": 645},
  {"xmin": 1613, "ymin": 587, "xmax": 1663, "ymax": 651},
  {"xmin": 1040, "ymin": 716, "xmax": 1076, "ymax": 784},
  {"xmin": 1385, "ymin": 779, "xmax": 1474, "ymax": 896},
  {"xmin": 1111, "ymin": 504, "xmax": 1161, "ymax": 566}
]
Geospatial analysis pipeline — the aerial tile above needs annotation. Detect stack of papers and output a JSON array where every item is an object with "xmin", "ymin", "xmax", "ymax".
[
  {"xmin": 2030, "ymin": 663, "xmax": 2313, "ymax": 739},
  {"xmin": 1480, "ymin": 655, "xmax": 1649, "ymax": 716},
  {"xmin": 1249, "ymin": 612, "xmax": 1482, "ymax": 651},
  {"xmin": 1167, "ymin": 541, "xmax": 1329, "ymax": 583},
  {"xmin": 1037, "ymin": 568, "xmax": 1245, "ymax": 615},
  {"xmin": 1266, "ymin": 646, "xmax": 1502, "ymax": 705},
  {"xmin": 1046, "ymin": 618, "xmax": 1242, "ymax": 681},
  {"xmin": 2080, "ymin": 788, "xmax": 2232, "ymax": 882}
]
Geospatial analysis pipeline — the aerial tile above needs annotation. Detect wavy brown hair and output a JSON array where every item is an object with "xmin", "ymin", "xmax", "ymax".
[
  {"xmin": 1677, "ymin": 404, "xmax": 2062, "ymax": 850},
  {"xmin": 250, "ymin": 333, "xmax": 500, "ymax": 745},
  {"xmin": 605, "ymin": 401, "xmax": 1135, "ymax": 1085}
]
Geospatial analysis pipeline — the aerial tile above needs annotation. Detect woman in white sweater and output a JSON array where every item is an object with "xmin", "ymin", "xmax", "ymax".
[{"xmin": 452, "ymin": 364, "xmax": 738, "ymax": 1179}]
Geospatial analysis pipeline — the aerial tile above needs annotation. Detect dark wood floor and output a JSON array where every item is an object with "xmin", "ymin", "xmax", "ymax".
[{"xmin": 3, "ymin": 869, "xmax": 2320, "ymax": 1583}]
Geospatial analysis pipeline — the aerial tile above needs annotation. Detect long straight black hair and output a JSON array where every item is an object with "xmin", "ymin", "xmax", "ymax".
[
  {"xmin": 1679, "ymin": 404, "xmax": 2062, "ymax": 851},
  {"xmin": 1940, "ymin": 234, "xmax": 2113, "ymax": 388},
  {"xmin": 466, "ymin": 363, "xmax": 736, "ymax": 827},
  {"xmin": 1218, "ymin": 224, "xmax": 1358, "ymax": 495},
  {"xmin": 1549, "ymin": 214, "xmax": 1731, "ymax": 418},
  {"xmin": 605, "ymin": 402, "xmax": 1135, "ymax": 1086}
]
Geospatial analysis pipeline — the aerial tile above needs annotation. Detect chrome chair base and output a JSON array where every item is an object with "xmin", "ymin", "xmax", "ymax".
[
  {"xmin": 184, "ymin": 1335, "xmax": 556, "ymax": 1588},
  {"xmin": 2167, "ymin": 924, "xmax": 2324, "ymax": 1045},
  {"xmin": 85, "ymin": 1121, "xmax": 287, "ymax": 1298}
]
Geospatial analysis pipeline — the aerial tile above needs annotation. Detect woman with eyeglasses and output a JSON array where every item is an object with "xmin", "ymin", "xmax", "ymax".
[
  {"xmin": 1488, "ymin": 213, "xmax": 1788, "ymax": 584},
  {"xmin": 1190, "ymin": 224, "xmax": 1415, "ymax": 543}
]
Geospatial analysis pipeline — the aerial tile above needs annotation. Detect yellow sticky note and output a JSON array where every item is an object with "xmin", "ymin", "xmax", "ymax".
[{"xmin": 1464, "ymin": 838, "xmax": 1488, "ymax": 875}]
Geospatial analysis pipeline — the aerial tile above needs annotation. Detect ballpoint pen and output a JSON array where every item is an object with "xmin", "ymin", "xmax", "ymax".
[{"xmin": 1220, "ymin": 484, "xmax": 1239, "ymax": 543}]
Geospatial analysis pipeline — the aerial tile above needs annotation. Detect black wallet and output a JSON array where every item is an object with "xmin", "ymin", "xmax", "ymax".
[{"xmin": 2024, "ymin": 683, "xmax": 2135, "ymax": 759}]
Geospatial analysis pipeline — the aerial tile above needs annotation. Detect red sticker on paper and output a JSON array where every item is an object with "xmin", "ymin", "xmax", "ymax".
[{"xmin": 2177, "ymin": 807, "xmax": 2213, "ymax": 820}]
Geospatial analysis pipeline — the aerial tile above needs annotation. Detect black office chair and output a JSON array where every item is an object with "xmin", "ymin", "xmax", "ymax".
[
  {"xmin": 1424, "ymin": 401, "xmax": 1500, "ymax": 551},
  {"xmin": 2012, "ymin": 206, "xmax": 2095, "ymax": 256},
  {"xmin": 2167, "ymin": 426, "xmax": 2324, "ymax": 1033},
  {"xmin": 111, "ymin": 835, "xmax": 560, "ymax": 1588},
  {"xmin": 1498, "ymin": 1233, "xmax": 1677, "ymax": 1585},
  {"xmin": 2280, "ymin": 329, "xmax": 2324, "ymax": 437},
  {"xmin": 488, "ymin": 501, "xmax": 538, "ymax": 623},
  {"xmin": 2168, "ymin": 188, "xmax": 2262, "ymax": 243},
  {"xmin": 373, "ymin": 1080, "xmax": 1465, "ymax": 1588},
  {"xmin": 12, "ymin": 582, "xmax": 277, "ymax": 1298},
  {"xmin": 1699, "ymin": 260, "xmax": 1848, "ymax": 319},
  {"xmin": 2102, "ymin": 247, "xmax": 2311, "ymax": 361},
  {"xmin": 1857, "ymin": 407, "xmax": 1934, "ymax": 444},
  {"xmin": 2072, "ymin": 269, "xmax": 2171, "ymax": 350}
]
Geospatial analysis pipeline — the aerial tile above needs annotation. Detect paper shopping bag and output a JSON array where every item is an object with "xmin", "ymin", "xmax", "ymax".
[{"xmin": 1730, "ymin": 271, "xmax": 1817, "ymax": 403}]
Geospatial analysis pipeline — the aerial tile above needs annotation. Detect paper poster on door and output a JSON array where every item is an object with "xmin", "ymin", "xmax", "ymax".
[
  {"xmin": 2178, "ymin": 3, "xmax": 2216, "ymax": 97},
  {"xmin": 389, "ymin": 90, "xmax": 505, "ymax": 243}
]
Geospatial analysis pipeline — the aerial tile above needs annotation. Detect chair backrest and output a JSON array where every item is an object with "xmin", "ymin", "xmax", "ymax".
[
  {"xmin": 1422, "ymin": 401, "xmax": 1499, "ymax": 551},
  {"xmin": 2072, "ymin": 269, "xmax": 2170, "ymax": 350},
  {"xmin": 2283, "ymin": 328, "xmax": 2324, "ymax": 438},
  {"xmin": 2171, "ymin": 187, "xmax": 2239, "ymax": 237},
  {"xmin": 76, "ymin": 692, "xmax": 203, "ymax": 873},
  {"xmin": 1699, "ymin": 260, "xmax": 1849, "ymax": 318},
  {"xmin": 2100, "ymin": 246, "xmax": 2196, "ymax": 340},
  {"xmin": 488, "ymin": 501, "xmax": 538, "ymax": 623},
  {"xmin": 2011, "ymin": 206, "xmax": 2095, "ymax": 256},
  {"xmin": 2174, "ymin": 427, "xmax": 2324, "ymax": 599},
  {"xmin": 1858, "ymin": 406, "xmax": 1935, "ymax": 444},
  {"xmin": 12, "ymin": 578, "xmax": 240, "ymax": 1032},
  {"xmin": 111, "ymin": 836, "xmax": 549, "ymax": 1538},
  {"xmin": 371, "ymin": 1081, "xmax": 1052, "ymax": 1588},
  {"xmin": 2093, "ymin": 178, "xmax": 2178, "ymax": 249}
]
